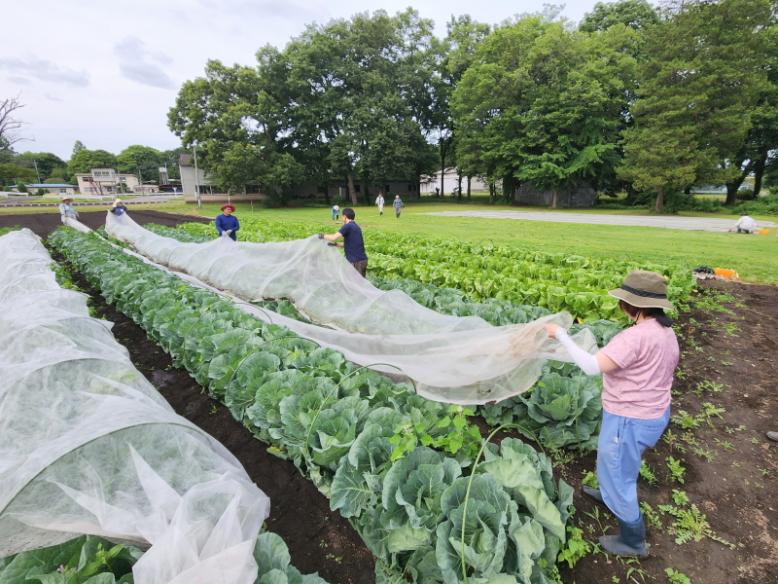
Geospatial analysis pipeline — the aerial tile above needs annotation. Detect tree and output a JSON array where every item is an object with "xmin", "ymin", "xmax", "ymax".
[
  {"xmin": 452, "ymin": 18, "xmax": 636, "ymax": 207},
  {"xmin": 16, "ymin": 152, "xmax": 67, "ymax": 181},
  {"xmin": 169, "ymin": 9, "xmax": 440, "ymax": 204},
  {"xmin": 0, "ymin": 97, "xmax": 24, "ymax": 149},
  {"xmin": 0, "ymin": 162, "xmax": 36, "ymax": 186},
  {"xmin": 438, "ymin": 16, "xmax": 491, "ymax": 197},
  {"xmin": 619, "ymin": 0, "xmax": 772, "ymax": 210},
  {"xmin": 117, "ymin": 145, "xmax": 164, "ymax": 183},
  {"xmin": 579, "ymin": 0, "xmax": 659, "ymax": 32},
  {"xmin": 68, "ymin": 147, "xmax": 118, "ymax": 175}
]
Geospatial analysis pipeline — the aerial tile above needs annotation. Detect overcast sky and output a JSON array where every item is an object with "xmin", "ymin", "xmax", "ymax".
[{"xmin": 3, "ymin": 0, "xmax": 608, "ymax": 160}]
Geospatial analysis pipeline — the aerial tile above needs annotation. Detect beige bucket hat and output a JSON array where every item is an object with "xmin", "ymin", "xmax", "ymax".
[{"xmin": 608, "ymin": 270, "xmax": 673, "ymax": 310}]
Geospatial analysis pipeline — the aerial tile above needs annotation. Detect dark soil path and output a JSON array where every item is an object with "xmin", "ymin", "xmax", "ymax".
[
  {"xmin": 562, "ymin": 281, "xmax": 778, "ymax": 584},
  {"xmin": 94, "ymin": 297, "xmax": 375, "ymax": 583},
  {"xmin": 0, "ymin": 210, "xmax": 208, "ymax": 236}
]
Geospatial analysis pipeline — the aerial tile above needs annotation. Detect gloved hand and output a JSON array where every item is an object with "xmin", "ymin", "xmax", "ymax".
[{"xmin": 225, "ymin": 229, "xmax": 232, "ymax": 235}]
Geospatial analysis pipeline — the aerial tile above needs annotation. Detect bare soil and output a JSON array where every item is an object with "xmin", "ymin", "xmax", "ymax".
[
  {"xmin": 561, "ymin": 280, "xmax": 778, "ymax": 584},
  {"xmin": 0, "ymin": 210, "xmax": 208, "ymax": 236}
]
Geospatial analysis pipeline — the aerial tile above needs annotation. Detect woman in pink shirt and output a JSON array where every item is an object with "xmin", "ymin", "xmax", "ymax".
[{"xmin": 546, "ymin": 270, "xmax": 679, "ymax": 558}]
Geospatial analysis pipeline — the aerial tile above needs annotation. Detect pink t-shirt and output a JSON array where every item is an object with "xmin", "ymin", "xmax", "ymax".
[{"xmin": 600, "ymin": 319, "xmax": 679, "ymax": 419}]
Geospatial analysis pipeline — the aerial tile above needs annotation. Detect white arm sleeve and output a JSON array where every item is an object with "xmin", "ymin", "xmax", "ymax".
[{"xmin": 556, "ymin": 329, "xmax": 601, "ymax": 375}]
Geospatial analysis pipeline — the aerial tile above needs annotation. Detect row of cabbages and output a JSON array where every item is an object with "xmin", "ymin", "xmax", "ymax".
[{"xmin": 51, "ymin": 227, "xmax": 574, "ymax": 584}]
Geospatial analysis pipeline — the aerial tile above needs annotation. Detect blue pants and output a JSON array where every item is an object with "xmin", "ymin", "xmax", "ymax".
[{"xmin": 597, "ymin": 407, "xmax": 670, "ymax": 522}]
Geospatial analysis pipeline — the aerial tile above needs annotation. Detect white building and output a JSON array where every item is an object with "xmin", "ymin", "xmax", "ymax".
[
  {"xmin": 178, "ymin": 154, "xmax": 213, "ymax": 196},
  {"xmin": 421, "ymin": 167, "xmax": 488, "ymax": 195},
  {"xmin": 25, "ymin": 183, "xmax": 78, "ymax": 196},
  {"xmin": 75, "ymin": 169, "xmax": 140, "ymax": 195}
]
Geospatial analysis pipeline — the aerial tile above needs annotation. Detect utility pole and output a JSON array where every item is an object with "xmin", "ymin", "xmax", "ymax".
[
  {"xmin": 192, "ymin": 145, "xmax": 201, "ymax": 209},
  {"xmin": 33, "ymin": 159, "xmax": 41, "ymax": 183}
]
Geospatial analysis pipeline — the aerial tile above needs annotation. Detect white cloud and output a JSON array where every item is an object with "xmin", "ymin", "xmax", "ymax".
[
  {"xmin": 0, "ymin": 56, "xmax": 89, "ymax": 87},
  {"xmin": 0, "ymin": 0, "xmax": 610, "ymax": 159},
  {"xmin": 114, "ymin": 37, "xmax": 176, "ymax": 90}
]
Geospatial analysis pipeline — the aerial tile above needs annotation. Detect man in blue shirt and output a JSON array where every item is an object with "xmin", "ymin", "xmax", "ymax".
[
  {"xmin": 319, "ymin": 207, "xmax": 368, "ymax": 276},
  {"xmin": 215, "ymin": 204, "xmax": 240, "ymax": 240}
]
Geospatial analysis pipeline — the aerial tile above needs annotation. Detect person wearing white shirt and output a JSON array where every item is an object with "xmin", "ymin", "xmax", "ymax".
[
  {"xmin": 732, "ymin": 214, "xmax": 757, "ymax": 233},
  {"xmin": 58, "ymin": 195, "xmax": 78, "ymax": 222},
  {"xmin": 375, "ymin": 192, "xmax": 385, "ymax": 216}
]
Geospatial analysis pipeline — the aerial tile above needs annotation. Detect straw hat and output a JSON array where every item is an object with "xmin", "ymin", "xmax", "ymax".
[
  {"xmin": 608, "ymin": 270, "xmax": 673, "ymax": 310},
  {"xmin": 60, "ymin": 194, "xmax": 73, "ymax": 202}
]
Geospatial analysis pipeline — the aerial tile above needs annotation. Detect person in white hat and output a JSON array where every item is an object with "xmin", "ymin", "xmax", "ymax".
[
  {"xmin": 546, "ymin": 270, "xmax": 679, "ymax": 558},
  {"xmin": 58, "ymin": 195, "xmax": 79, "ymax": 222}
]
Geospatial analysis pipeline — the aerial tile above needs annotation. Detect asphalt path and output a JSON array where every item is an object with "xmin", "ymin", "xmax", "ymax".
[{"xmin": 426, "ymin": 210, "xmax": 777, "ymax": 232}]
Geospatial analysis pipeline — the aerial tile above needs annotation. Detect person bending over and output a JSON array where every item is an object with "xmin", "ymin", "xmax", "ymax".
[{"xmin": 319, "ymin": 207, "xmax": 368, "ymax": 277}]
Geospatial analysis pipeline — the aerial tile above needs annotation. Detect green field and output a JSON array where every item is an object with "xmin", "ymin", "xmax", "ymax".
[
  {"xmin": 4, "ymin": 200, "xmax": 776, "ymax": 283},
  {"xmin": 166, "ymin": 202, "xmax": 778, "ymax": 284}
]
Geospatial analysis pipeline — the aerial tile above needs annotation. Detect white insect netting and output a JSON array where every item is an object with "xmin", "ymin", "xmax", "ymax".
[
  {"xmin": 0, "ymin": 229, "xmax": 270, "ymax": 584},
  {"xmin": 105, "ymin": 213, "xmax": 596, "ymax": 404}
]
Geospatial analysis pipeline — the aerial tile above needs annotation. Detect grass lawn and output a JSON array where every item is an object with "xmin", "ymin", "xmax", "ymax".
[
  {"xmin": 159, "ymin": 201, "xmax": 778, "ymax": 284},
  {"xmin": 5, "ymin": 200, "xmax": 776, "ymax": 283}
]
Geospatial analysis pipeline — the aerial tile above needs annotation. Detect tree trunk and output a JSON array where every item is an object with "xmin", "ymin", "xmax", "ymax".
[
  {"xmin": 725, "ymin": 159, "xmax": 754, "ymax": 205},
  {"xmin": 655, "ymin": 189, "xmax": 664, "ymax": 213},
  {"xmin": 466, "ymin": 176, "xmax": 471, "ymax": 199},
  {"xmin": 457, "ymin": 171, "xmax": 463, "ymax": 201},
  {"xmin": 753, "ymin": 151, "xmax": 767, "ymax": 198},
  {"xmin": 347, "ymin": 173, "xmax": 357, "ymax": 206},
  {"xmin": 439, "ymin": 143, "xmax": 447, "ymax": 197},
  {"xmin": 550, "ymin": 190, "xmax": 558, "ymax": 209}
]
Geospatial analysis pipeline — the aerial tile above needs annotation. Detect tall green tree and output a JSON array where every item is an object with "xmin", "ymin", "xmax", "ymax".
[
  {"xmin": 68, "ymin": 145, "xmax": 117, "ymax": 175},
  {"xmin": 116, "ymin": 145, "xmax": 164, "ymax": 183},
  {"xmin": 0, "ymin": 163, "xmax": 36, "ymax": 186},
  {"xmin": 281, "ymin": 9, "xmax": 440, "ymax": 204},
  {"xmin": 619, "ymin": 0, "xmax": 773, "ymax": 210},
  {"xmin": 453, "ymin": 18, "xmax": 637, "ymax": 206},
  {"xmin": 15, "ymin": 152, "xmax": 66, "ymax": 181},
  {"xmin": 579, "ymin": 0, "xmax": 659, "ymax": 32}
]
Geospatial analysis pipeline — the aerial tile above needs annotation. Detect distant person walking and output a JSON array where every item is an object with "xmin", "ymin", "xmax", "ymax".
[
  {"xmin": 393, "ymin": 195, "xmax": 404, "ymax": 218},
  {"xmin": 58, "ymin": 195, "xmax": 78, "ymax": 223},
  {"xmin": 375, "ymin": 192, "xmax": 385, "ymax": 215},
  {"xmin": 215, "ymin": 204, "xmax": 240, "ymax": 241},
  {"xmin": 319, "ymin": 207, "xmax": 368, "ymax": 277},
  {"xmin": 331, "ymin": 204, "xmax": 340, "ymax": 221}
]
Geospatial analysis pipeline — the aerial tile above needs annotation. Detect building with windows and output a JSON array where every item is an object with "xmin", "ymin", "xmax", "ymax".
[
  {"xmin": 23, "ymin": 183, "xmax": 78, "ymax": 196},
  {"xmin": 75, "ymin": 169, "xmax": 140, "ymax": 195}
]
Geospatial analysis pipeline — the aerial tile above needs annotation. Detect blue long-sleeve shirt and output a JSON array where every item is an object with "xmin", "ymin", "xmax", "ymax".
[{"xmin": 215, "ymin": 214, "xmax": 240, "ymax": 240}]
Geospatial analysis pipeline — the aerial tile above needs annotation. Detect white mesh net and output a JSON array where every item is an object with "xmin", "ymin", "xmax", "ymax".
[
  {"xmin": 105, "ymin": 213, "xmax": 595, "ymax": 404},
  {"xmin": 0, "ymin": 228, "xmax": 270, "ymax": 584}
]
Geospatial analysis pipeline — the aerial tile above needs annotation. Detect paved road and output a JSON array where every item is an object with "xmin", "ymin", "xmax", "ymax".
[{"xmin": 426, "ymin": 210, "xmax": 777, "ymax": 232}]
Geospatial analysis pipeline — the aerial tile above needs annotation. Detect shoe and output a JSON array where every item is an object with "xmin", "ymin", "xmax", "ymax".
[
  {"xmin": 767, "ymin": 431, "xmax": 778, "ymax": 442},
  {"xmin": 599, "ymin": 514, "xmax": 649, "ymax": 558},
  {"xmin": 582, "ymin": 485, "xmax": 605, "ymax": 504}
]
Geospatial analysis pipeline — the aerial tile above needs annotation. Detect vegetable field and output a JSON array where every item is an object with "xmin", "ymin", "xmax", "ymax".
[{"xmin": 1, "ymin": 211, "xmax": 776, "ymax": 584}]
